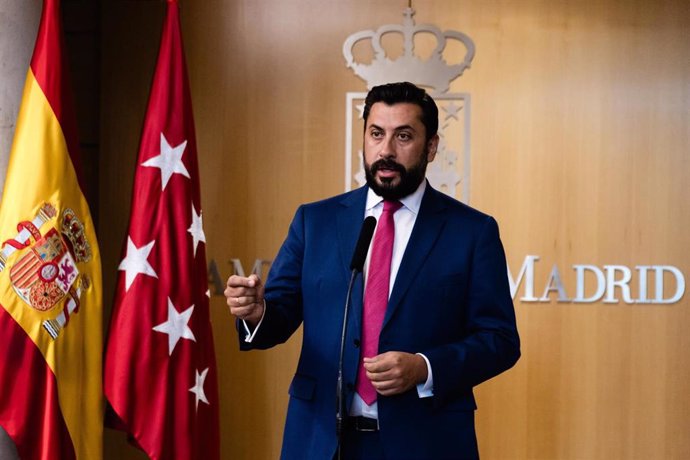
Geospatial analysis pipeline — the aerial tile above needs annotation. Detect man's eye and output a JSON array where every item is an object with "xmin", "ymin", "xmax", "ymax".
[
  {"xmin": 371, "ymin": 130, "xmax": 384, "ymax": 138},
  {"xmin": 398, "ymin": 132, "xmax": 411, "ymax": 141}
]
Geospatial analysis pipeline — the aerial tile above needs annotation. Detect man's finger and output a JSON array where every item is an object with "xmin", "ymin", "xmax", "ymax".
[
  {"xmin": 229, "ymin": 302, "xmax": 259, "ymax": 315},
  {"xmin": 363, "ymin": 355, "xmax": 394, "ymax": 373},
  {"xmin": 247, "ymin": 274, "xmax": 261, "ymax": 287},
  {"xmin": 366, "ymin": 367, "xmax": 399, "ymax": 382},
  {"xmin": 233, "ymin": 295, "xmax": 257, "ymax": 306},
  {"xmin": 225, "ymin": 284, "xmax": 257, "ymax": 297},
  {"xmin": 372, "ymin": 379, "xmax": 398, "ymax": 392},
  {"xmin": 226, "ymin": 275, "xmax": 257, "ymax": 288}
]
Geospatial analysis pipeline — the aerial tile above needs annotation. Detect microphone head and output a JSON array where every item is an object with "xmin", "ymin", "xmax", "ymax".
[{"xmin": 350, "ymin": 216, "xmax": 377, "ymax": 272}]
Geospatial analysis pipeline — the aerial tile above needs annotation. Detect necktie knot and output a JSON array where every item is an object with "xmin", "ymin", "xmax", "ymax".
[{"xmin": 382, "ymin": 200, "xmax": 402, "ymax": 214}]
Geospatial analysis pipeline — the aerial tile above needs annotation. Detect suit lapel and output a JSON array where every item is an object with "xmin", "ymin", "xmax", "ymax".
[
  {"xmin": 384, "ymin": 186, "xmax": 448, "ymax": 328},
  {"xmin": 336, "ymin": 187, "xmax": 368, "ymax": 338}
]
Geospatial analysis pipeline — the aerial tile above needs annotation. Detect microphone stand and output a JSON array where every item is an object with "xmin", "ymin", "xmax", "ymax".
[
  {"xmin": 336, "ymin": 268, "xmax": 359, "ymax": 460},
  {"xmin": 335, "ymin": 215, "xmax": 375, "ymax": 459}
]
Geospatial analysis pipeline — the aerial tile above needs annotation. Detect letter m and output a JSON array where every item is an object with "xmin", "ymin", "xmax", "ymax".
[
  {"xmin": 207, "ymin": 258, "xmax": 272, "ymax": 296},
  {"xmin": 507, "ymin": 255, "xmax": 539, "ymax": 301}
]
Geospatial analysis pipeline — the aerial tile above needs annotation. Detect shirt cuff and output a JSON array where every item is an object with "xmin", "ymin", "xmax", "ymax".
[
  {"xmin": 242, "ymin": 300, "xmax": 266, "ymax": 343},
  {"xmin": 415, "ymin": 353, "xmax": 434, "ymax": 398}
]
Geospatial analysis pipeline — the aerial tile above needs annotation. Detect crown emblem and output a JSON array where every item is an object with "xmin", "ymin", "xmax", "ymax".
[
  {"xmin": 60, "ymin": 208, "xmax": 91, "ymax": 263},
  {"xmin": 342, "ymin": 8, "xmax": 475, "ymax": 93}
]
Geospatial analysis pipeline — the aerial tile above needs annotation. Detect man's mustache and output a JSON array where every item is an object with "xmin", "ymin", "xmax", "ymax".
[{"xmin": 370, "ymin": 159, "xmax": 406, "ymax": 175}]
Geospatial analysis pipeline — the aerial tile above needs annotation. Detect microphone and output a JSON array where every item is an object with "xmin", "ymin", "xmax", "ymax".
[
  {"xmin": 336, "ymin": 216, "xmax": 377, "ymax": 458},
  {"xmin": 349, "ymin": 216, "xmax": 377, "ymax": 272}
]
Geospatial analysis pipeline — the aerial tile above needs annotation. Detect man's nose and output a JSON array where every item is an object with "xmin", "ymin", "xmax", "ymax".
[{"xmin": 378, "ymin": 135, "xmax": 396, "ymax": 159}]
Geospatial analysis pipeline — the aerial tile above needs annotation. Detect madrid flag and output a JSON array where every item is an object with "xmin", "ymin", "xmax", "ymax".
[
  {"xmin": 104, "ymin": 1, "xmax": 220, "ymax": 458},
  {"xmin": 0, "ymin": 0, "xmax": 103, "ymax": 458}
]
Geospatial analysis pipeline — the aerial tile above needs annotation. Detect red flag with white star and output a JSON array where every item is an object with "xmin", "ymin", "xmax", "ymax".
[{"xmin": 103, "ymin": 1, "xmax": 220, "ymax": 458}]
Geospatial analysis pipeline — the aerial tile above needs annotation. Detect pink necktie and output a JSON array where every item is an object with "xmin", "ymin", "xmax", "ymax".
[{"xmin": 356, "ymin": 200, "xmax": 402, "ymax": 405}]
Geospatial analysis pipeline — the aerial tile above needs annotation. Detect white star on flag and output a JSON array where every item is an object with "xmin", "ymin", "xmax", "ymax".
[
  {"xmin": 118, "ymin": 237, "xmax": 158, "ymax": 291},
  {"xmin": 104, "ymin": 2, "xmax": 220, "ymax": 455},
  {"xmin": 142, "ymin": 132, "xmax": 190, "ymax": 190},
  {"xmin": 187, "ymin": 204, "xmax": 206, "ymax": 256},
  {"xmin": 189, "ymin": 367, "xmax": 210, "ymax": 410},
  {"xmin": 152, "ymin": 298, "xmax": 196, "ymax": 355}
]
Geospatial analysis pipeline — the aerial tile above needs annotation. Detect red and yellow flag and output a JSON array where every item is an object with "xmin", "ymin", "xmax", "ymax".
[
  {"xmin": 0, "ymin": 0, "xmax": 103, "ymax": 459},
  {"xmin": 104, "ymin": 1, "xmax": 220, "ymax": 458}
]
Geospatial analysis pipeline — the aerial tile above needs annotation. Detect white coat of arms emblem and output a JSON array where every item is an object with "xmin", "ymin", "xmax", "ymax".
[{"xmin": 343, "ymin": 8, "xmax": 476, "ymax": 204}]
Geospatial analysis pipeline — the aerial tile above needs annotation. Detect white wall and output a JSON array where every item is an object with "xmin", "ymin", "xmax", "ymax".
[
  {"xmin": 0, "ymin": 1, "xmax": 41, "ymax": 453},
  {"xmin": 0, "ymin": 0, "xmax": 40, "ymax": 200}
]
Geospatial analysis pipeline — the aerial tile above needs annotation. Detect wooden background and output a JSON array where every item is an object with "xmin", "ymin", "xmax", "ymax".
[{"xmin": 97, "ymin": 0, "xmax": 690, "ymax": 458}]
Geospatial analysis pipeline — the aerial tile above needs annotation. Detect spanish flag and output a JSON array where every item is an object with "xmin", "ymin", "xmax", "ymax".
[{"xmin": 0, "ymin": 0, "xmax": 103, "ymax": 458}]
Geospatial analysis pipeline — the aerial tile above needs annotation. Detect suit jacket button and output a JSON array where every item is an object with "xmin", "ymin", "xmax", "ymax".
[
  {"xmin": 346, "ymin": 383, "xmax": 354, "ymax": 391},
  {"xmin": 353, "ymin": 339, "xmax": 360, "ymax": 347}
]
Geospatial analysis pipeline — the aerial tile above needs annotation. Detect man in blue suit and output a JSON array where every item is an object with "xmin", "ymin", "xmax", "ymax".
[{"xmin": 225, "ymin": 82, "xmax": 520, "ymax": 459}]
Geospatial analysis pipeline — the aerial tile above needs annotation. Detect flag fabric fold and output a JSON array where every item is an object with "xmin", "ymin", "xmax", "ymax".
[
  {"xmin": 104, "ymin": 1, "xmax": 220, "ymax": 459},
  {"xmin": 0, "ymin": 0, "xmax": 103, "ymax": 458}
]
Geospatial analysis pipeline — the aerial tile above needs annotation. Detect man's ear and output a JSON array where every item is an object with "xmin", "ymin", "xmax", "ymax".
[{"xmin": 427, "ymin": 134, "xmax": 440, "ymax": 162}]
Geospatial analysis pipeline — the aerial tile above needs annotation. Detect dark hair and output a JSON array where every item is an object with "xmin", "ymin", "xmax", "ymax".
[{"xmin": 362, "ymin": 82, "xmax": 439, "ymax": 142}]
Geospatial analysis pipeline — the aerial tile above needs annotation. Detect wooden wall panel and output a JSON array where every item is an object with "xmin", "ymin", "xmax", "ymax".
[{"xmin": 101, "ymin": 0, "xmax": 690, "ymax": 458}]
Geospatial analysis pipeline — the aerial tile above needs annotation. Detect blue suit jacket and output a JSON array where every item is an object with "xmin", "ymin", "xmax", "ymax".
[{"xmin": 239, "ymin": 184, "xmax": 520, "ymax": 459}]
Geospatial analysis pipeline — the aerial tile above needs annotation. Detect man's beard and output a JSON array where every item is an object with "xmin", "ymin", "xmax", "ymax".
[{"xmin": 364, "ymin": 151, "xmax": 429, "ymax": 200}]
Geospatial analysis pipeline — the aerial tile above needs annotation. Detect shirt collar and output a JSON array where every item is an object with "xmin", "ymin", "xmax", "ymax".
[{"xmin": 365, "ymin": 179, "xmax": 427, "ymax": 215}]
